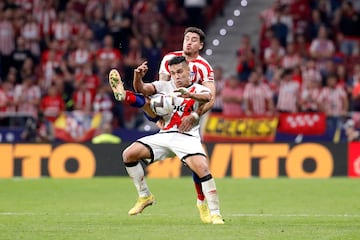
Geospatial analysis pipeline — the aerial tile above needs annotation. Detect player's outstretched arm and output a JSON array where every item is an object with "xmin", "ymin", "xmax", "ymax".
[{"xmin": 174, "ymin": 88, "xmax": 211, "ymax": 103}]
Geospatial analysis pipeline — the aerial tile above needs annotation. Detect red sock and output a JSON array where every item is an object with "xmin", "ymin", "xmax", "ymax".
[
  {"xmin": 194, "ymin": 182, "xmax": 205, "ymax": 201},
  {"xmin": 124, "ymin": 90, "xmax": 136, "ymax": 104}
]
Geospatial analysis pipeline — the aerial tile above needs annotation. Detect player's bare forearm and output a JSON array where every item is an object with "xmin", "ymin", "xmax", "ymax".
[
  {"xmin": 200, "ymin": 81, "xmax": 215, "ymax": 115},
  {"xmin": 175, "ymin": 88, "xmax": 211, "ymax": 103}
]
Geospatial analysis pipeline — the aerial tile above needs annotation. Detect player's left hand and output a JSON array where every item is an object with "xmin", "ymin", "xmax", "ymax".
[
  {"xmin": 178, "ymin": 114, "xmax": 197, "ymax": 132},
  {"xmin": 174, "ymin": 87, "xmax": 191, "ymax": 98}
]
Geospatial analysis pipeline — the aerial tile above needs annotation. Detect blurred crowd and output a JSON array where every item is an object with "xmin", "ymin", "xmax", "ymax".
[
  {"xmin": 215, "ymin": 0, "xmax": 360, "ymax": 128},
  {"xmin": 0, "ymin": 0, "xmax": 223, "ymax": 130}
]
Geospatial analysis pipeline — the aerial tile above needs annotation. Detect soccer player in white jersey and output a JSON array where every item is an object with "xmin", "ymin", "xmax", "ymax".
[
  {"xmin": 109, "ymin": 56, "xmax": 224, "ymax": 224},
  {"xmin": 110, "ymin": 27, "xmax": 215, "ymax": 223},
  {"xmin": 157, "ymin": 27, "xmax": 216, "ymax": 223}
]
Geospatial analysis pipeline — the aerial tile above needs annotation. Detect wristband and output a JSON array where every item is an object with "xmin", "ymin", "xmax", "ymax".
[{"xmin": 191, "ymin": 112, "xmax": 200, "ymax": 121}]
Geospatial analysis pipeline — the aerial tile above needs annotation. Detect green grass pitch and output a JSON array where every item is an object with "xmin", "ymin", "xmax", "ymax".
[{"xmin": 1, "ymin": 177, "xmax": 359, "ymax": 240}]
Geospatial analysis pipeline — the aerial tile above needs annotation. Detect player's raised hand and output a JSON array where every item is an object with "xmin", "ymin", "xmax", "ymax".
[{"xmin": 134, "ymin": 61, "xmax": 148, "ymax": 77}]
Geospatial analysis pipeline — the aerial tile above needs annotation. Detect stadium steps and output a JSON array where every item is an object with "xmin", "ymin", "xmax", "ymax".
[{"xmin": 203, "ymin": 0, "xmax": 273, "ymax": 76}]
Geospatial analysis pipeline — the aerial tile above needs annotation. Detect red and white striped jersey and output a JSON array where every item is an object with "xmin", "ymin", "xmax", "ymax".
[
  {"xmin": 70, "ymin": 49, "xmax": 92, "ymax": 67},
  {"xmin": 300, "ymin": 86, "xmax": 321, "ymax": 111},
  {"xmin": 318, "ymin": 87, "xmax": 347, "ymax": 116},
  {"xmin": 0, "ymin": 20, "xmax": 15, "ymax": 55},
  {"xmin": 301, "ymin": 67, "xmax": 322, "ymax": 86},
  {"xmin": 276, "ymin": 80, "xmax": 300, "ymax": 112},
  {"xmin": 281, "ymin": 53, "xmax": 301, "ymax": 69},
  {"xmin": 159, "ymin": 51, "xmax": 214, "ymax": 85},
  {"xmin": 0, "ymin": 86, "xmax": 16, "ymax": 114},
  {"xmin": 14, "ymin": 84, "xmax": 41, "ymax": 117},
  {"xmin": 73, "ymin": 89, "xmax": 93, "ymax": 111},
  {"xmin": 34, "ymin": 7, "xmax": 56, "ymax": 35},
  {"xmin": 243, "ymin": 82, "xmax": 273, "ymax": 115},
  {"xmin": 51, "ymin": 21, "xmax": 72, "ymax": 41},
  {"xmin": 93, "ymin": 92, "xmax": 113, "ymax": 113}
]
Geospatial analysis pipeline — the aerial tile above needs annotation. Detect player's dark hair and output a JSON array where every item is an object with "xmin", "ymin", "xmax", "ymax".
[
  {"xmin": 184, "ymin": 27, "xmax": 206, "ymax": 43},
  {"xmin": 168, "ymin": 56, "xmax": 187, "ymax": 66}
]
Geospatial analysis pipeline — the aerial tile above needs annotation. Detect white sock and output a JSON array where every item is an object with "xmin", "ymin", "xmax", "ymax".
[
  {"xmin": 125, "ymin": 162, "xmax": 150, "ymax": 197},
  {"xmin": 201, "ymin": 177, "xmax": 221, "ymax": 216},
  {"xmin": 197, "ymin": 199, "xmax": 205, "ymax": 205}
]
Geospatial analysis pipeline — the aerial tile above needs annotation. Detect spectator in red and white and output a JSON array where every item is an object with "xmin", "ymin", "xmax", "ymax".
[
  {"xmin": 301, "ymin": 58, "xmax": 322, "ymax": 87},
  {"xmin": 40, "ymin": 84, "xmax": 65, "ymax": 122},
  {"xmin": 21, "ymin": 13, "xmax": 41, "ymax": 58},
  {"xmin": 276, "ymin": 68, "xmax": 300, "ymax": 113},
  {"xmin": 93, "ymin": 84, "xmax": 114, "ymax": 124},
  {"xmin": 318, "ymin": 73, "xmax": 348, "ymax": 117},
  {"xmin": 236, "ymin": 34, "xmax": 256, "ymax": 82},
  {"xmin": 74, "ymin": 63, "xmax": 101, "ymax": 99},
  {"xmin": 264, "ymin": 37, "xmax": 285, "ymax": 82},
  {"xmin": 0, "ymin": 10, "xmax": 15, "ymax": 78},
  {"xmin": 299, "ymin": 78, "xmax": 321, "ymax": 112},
  {"xmin": 95, "ymin": 34, "xmax": 122, "ymax": 72},
  {"xmin": 40, "ymin": 47, "xmax": 62, "ymax": 91},
  {"xmin": 34, "ymin": 0, "xmax": 56, "ymax": 46},
  {"xmin": 211, "ymin": 66, "xmax": 226, "ymax": 113},
  {"xmin": 0, "ymin": 80, "xmax": 16, "ymax": 114},
  {"xmin": 281, "ymin": 42, "xmax": 302, "ymax": 70},
  {"xmin": 309, "ymin": 25, "xmax": 335, "ymax": 72},
  {"xmin": 243, "ymin": 70, "xmax": 274, "ymax": 116},
  {"xmin": 72, "ymin": 82, "xmax": 93, "ymax": 113},
  {"xmin": 14, "ymin": 77, "xmax": 41, "ymax": 118},
  {"xmin": 68, "ymin": 38, "xmax": 93, "ymax": 73},
  {"xmin": 221, "ymin": 75, "xmax": 244, "ymax": 117},
  {"xmin": 51, "ymin": 11, "xmax": 73, "ymax": 46},
  {"xmin": 334, "ymin": 1, "xmax": 360, "ymax": 56}
]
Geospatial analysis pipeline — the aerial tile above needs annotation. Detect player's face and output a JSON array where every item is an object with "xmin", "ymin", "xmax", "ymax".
[
  {"xmin": 183, "ymin": 32, "xmax": 203, "ymax": 56},
  {"xmin": 169, "ymin": 62, "xmax": 191, "ymax": 88}
]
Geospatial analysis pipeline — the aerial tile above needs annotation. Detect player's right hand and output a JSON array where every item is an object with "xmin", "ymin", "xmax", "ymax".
[{"xmin": 134, "ymin": 61, "xmax": 148, "ymax": 77}]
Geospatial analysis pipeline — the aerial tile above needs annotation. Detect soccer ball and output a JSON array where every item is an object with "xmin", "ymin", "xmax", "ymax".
[{"xmin": 150, "ymin": 93, "xmax": 175, "ymax": 116}]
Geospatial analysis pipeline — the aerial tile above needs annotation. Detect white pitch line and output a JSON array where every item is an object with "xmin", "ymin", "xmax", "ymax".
[
  {"xmin": 229, "ymin": 213, "xmax": 360, "ymax": 218},
  {"xmin": 1, "ymin": 212, "xmax": 360, "ymax": 218}
]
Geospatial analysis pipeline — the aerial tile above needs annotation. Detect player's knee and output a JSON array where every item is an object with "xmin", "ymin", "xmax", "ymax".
[{"xmin": 122, "ymin": 147, "xmax": 137, "ymax": 164}]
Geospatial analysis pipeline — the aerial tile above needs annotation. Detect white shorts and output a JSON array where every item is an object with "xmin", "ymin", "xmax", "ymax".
[{"xmin": 136, "ymin": 131, "xmax": 206, "ymax": 164}]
